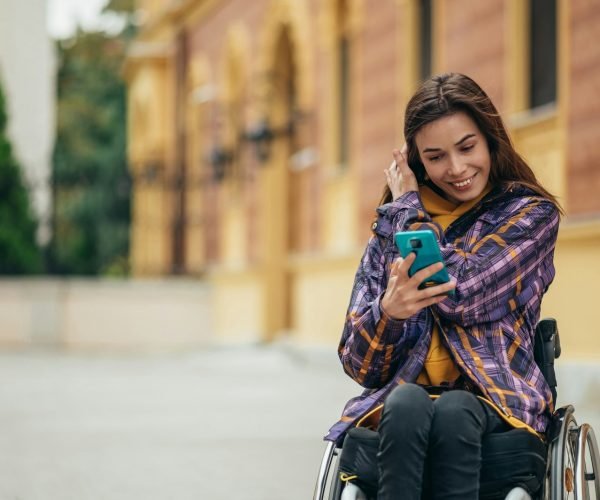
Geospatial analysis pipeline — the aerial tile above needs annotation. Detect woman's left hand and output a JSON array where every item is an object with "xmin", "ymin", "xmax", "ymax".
[
  {"xmin": 384, "ymin": 145, "xmax": 418, "ymax": 200},
  {"xmin": 381, "ymin": 253, "xmax": 456, "ymax": 320}
]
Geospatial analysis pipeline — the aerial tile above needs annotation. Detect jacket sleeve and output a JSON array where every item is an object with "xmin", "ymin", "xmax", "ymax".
[
  {"xmin": 437, "ymin": 199, "xmax": 559, "ymax": 325},
  {"xmin": 338, "ymin": 233, "xmax": 409, "ymax": 389},
  {"xmin": 384, "ymin": 191, "xmax": 560, "ymax": 326}
]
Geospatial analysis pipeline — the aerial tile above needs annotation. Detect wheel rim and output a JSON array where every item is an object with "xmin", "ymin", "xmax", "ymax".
[
  {"xmin": 581, "ymin": 425, "xmax": 600, "ymax": 499},
  {"xmin": 566, "ymin": 425, "xmax": 578, "ymax": 497},
  {"xmin": 550, "ymin": 408, "xmax": 578, "ymax": 500}
]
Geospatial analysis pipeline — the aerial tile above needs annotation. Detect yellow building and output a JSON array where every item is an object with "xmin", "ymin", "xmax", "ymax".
[{"xmin": 124, "ymin": 0, "xmax": 600, "ymax": 361}]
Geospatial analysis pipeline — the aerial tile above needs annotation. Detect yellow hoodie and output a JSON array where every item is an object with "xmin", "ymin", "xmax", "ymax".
[{"xmin": 415, "ymin": 183, "xmax": 491, "ymax": 386}]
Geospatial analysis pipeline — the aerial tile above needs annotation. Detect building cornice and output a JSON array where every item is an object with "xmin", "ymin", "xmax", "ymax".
[
  {"xmin": 122, "ymin": 40, "xmax": 171, "ymax": 81},
  {"xmin": 136, "ymin": 0, "xmax": 222, "ymax": 40}
]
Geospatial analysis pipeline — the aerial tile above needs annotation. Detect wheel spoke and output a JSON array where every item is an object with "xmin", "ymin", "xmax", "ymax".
[{"xmin": 563, "ymin": 422, "xmax": 578, "ymax": 499}]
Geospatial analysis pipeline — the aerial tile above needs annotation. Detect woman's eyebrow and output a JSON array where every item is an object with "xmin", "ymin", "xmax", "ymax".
[
  {"xmin": 455, "ymin": 133, "xmax": 476, "ymax": 146},
  {"xmin": 422, "ymin": 133, "xmax": 477, "ymax": 153}
]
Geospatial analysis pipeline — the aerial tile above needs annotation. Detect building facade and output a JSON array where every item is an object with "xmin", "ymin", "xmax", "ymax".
[
  {"xmin": 0, "ymin": 0, "xmax": 55, "ymax": 245},
  {"xmin": 125, "ymin": 0, "xmax": 600, "ymax": 358}
]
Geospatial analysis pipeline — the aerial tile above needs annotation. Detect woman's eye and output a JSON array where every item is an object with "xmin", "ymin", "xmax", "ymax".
[
  {"xmin": 428, "ymin": 155, "xmax": 442, "ymax": 162},
  {"xmin": 461, "ymin": 144, "xmax": 474, "ymax": 152}
]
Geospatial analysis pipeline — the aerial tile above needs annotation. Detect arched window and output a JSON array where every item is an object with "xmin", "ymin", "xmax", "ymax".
[
  {"xmin": 222, "ymin": 29, "xmax": 248, "ymax": 188},
  {"xmin": 419, "ymin": 0, "xmax": 433, "ymax": 82},
  {"xmin": 172, "ymin": 29, "xmax": 189, "ymax": 274},
  {"xmin": 337, "ymin": 0, "xmax": 351, "ymax": 169},
  {"xmin": 529, "ymin": 0, "xmax": 557, "ymax": 109}
]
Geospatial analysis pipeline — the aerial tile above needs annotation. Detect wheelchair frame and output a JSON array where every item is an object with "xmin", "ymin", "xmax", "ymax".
[{"xmin": 313, "ymin": 319, "xmax": 600, "ymax": 500}]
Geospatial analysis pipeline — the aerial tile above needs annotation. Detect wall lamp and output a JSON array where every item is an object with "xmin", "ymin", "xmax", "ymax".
[
  {"xmin": 245, "ymin": 118, "xmax": 295, "ymax": 164},
  {"xmin": 208, "ymin": 114, "xmax": 299, "ymax": 181},
  {"xmin": 208, "ymin": 144, "xmax": 233, "ymax": 182}
]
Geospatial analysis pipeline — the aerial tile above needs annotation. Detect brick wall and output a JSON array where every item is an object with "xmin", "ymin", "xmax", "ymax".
[
  {"xmin": 567, "ymin": 0, "xmax": 600, "ymax": 215},
  {"xmin": 133, "ymin": 0, "xmax": 600, "ymax": 267},
  {"xmin": 187, "ymin": 0, "xmax": 266, "ymax": 264},
  {"xmin": 188, "ymin": 0, "xmax": 326, "ymax": 258},
  {"xmin": 439, "ymin": 0, "xmax": 506, "ymax": 112},
  {"xmin": 356, "ymin": 1, "xmax": 401, "ymax": 242}
]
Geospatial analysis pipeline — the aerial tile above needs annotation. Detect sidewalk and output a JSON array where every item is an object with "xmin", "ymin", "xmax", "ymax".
[
  {"xmin": 0, "ymin": 344, "xmax": 357, "ymax": 500},
  {"xmin": 0, "ymin": 345, "xmax": 597, "ymax": 499}
]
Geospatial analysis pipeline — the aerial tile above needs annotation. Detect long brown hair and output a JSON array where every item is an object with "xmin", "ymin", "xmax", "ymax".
[{"xmin": 380, "ymin": 73, "xmax": 562, "ymax": 212}]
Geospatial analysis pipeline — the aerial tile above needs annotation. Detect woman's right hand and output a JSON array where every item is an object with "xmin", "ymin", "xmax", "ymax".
[
  {"xmin": 384, "ymin": 144, "xmax": 419, "ymax": 200},
  {"xmin": 380, "ymin": 253, "xmax": 456, "ymax": 320}
]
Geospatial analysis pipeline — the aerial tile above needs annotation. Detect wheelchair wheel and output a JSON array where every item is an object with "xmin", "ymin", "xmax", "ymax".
[
  {"xmin": 314, "ymin": 442, "xmax": 344, "ymax": 500},
  {"xmin": 548, "ymin": 406, "xmax": 578, "ymax": 500},
  {"xmin": 327, "ymin": 451, "xmax": 344, "ymax": 500},
  {"xmin": 547, "ymin": 405, "xmax": 600, "ymax": 500},
  {"xmin": 313, "ymin": 442, "xmax": 365, "ymax": 500},
  {"xmin": 574, "ymin": 423, "xmax": 600, "ymax": 499}
]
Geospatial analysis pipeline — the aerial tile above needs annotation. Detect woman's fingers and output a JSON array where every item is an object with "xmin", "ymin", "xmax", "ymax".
[
  {"xmin": 392, "ymin": 144, "xmax": 419, "ymax": 192},
  {"xmin": 408, "ymin": 259, "xmax": 456, "ymax": 297},
  {"xmin": 392, "ymin": 150, "xmax": 406, "ymax": 173},
  {"xmin": 415, "ymin": 293, "xmax": 449, "ymax": 310},
  {"xmin": 410, "ymin": 260, "xmax": 444, "ymax": 284},
  {"xmin": 385, "ymin": 160, "xmax": 403, "ymax": 200},
  {"xmin": 383, "ymin": 253, "xmax": 455, "ymax": 319},
  {"xmin": 397, "ymin": 252, "xmax": 414, "ymax": 276},
  {"xmin": 386, "ymin": 143, "xmax": 416, "ymax": 200},
  {"xmin": 384, "ymin": 166, "xmax": 394, "ymax": 187},
  {"xmin": 389, "ymin": 256, "xmax": 407, "ymax": 281},
  {"xmin": 418, "ymin": 280, "xmax": 456, "ymax": 299},
  {"xmin": 393, "ymin": 146, "xmax": 409, "ymax": 172}
]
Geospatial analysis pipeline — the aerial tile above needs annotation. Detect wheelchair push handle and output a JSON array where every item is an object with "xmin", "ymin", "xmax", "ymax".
[
  {"xmin": 534, "ymin": 318, "xmax": 560, "ymax": 405},
  {"xmin": 536, "ymin": 317, "xmax": 561, "ymax": 359}
]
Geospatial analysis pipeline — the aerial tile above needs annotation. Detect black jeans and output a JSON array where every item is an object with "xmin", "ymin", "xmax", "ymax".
[{"xmin": 377, "ymin": 384, "xmax": 508, "ymax": 500}]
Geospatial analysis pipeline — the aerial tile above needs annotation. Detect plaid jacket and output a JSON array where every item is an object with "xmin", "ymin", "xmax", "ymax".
[{"xmin": 325, "ymin": 186, "xmax": 559, "ymax": 443}]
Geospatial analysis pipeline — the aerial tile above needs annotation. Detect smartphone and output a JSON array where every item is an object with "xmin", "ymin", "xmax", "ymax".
[{"xmin": 394, "ymin": 230, "xmax": 454, "ymax": 295}]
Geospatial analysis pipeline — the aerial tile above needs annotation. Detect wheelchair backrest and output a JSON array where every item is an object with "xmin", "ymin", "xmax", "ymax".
[{"xmin": 533, "ymin": 318, "xmax": 561, "ymax": 407}]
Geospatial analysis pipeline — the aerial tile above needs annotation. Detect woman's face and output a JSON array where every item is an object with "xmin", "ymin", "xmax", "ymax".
[{"xmin": 414, "ymin": 111, "xmax": 491, "ymax": 204}]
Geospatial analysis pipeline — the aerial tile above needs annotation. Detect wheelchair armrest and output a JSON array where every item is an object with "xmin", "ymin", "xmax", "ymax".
[{"xmin": 547, "ymin": 404, "xmax": 575, "ymax": 445}]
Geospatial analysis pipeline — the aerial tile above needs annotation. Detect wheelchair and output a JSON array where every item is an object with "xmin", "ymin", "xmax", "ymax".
[{"xmin": 314, "ymin": 319, "xmax": 600, "ymax": 500}]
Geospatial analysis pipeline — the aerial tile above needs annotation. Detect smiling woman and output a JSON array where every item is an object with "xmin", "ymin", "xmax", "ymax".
[
  {"xmin": 327, "ymin": 73, "xmax": 564, "ymax": 499},
  {"xmin": 414, "ymin": 112, "xmax": 491, "ymax": 205}
]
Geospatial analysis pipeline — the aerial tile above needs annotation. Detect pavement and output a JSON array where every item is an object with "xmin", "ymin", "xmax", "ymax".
[
  {"xmin": 0, "ymin": 344, "xmax": 597, "ymax": 500},
  {"xmin": 0, "ymin": 344, "xmax": 358, "ymax": 500}
]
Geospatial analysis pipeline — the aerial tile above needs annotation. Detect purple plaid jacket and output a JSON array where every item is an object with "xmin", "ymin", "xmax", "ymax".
[{"xmin": 325, "ymin": 186, "xmax": 559, "ymax": 443}]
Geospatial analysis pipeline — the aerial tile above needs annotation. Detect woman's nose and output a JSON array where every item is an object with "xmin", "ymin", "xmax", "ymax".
[{"xmin": 447, "ymin": 155, "xmax": 467, "ymax": 177}]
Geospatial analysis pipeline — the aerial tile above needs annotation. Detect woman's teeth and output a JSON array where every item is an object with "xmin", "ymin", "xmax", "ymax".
[{"xmin": 453, "ymin": 177, "xmax": 473, "ymax": 188}]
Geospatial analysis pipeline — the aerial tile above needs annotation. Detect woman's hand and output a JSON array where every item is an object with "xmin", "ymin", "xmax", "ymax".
[
  {"xmin": 380, "ymin": 253, "xmax": 456, "ymax": 320},
  {"xmin": 384, "ymin": 144, "xmax": 419, "ymax": 200}
]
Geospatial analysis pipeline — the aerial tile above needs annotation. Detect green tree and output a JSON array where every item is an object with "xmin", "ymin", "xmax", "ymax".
[
  {"xmin": 103, "ymin": 0, "xmax": 135, "ymax": 15},
  {"xmin": 50, "ymin": 11, "xmax": 134, "ymax": 275},
  {"xmin": 0, "ymin": 78, "xmax": 42, "ymax": 274}
]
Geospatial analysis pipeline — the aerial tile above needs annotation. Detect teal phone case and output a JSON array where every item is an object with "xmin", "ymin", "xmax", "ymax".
[{"xmin": 394, "ymin": 230, "xmax": 454, "ymax": 295}]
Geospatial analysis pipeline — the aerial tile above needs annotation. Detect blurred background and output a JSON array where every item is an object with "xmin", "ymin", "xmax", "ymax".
[{"xmin": 0, "ymin": 0, "xmax": 598, "ymax": 498}]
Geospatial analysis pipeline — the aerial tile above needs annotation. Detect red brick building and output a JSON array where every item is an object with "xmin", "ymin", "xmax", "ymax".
[{"xmin": 125, "ymin": 0, "xmax": 600, "ymax": 356}]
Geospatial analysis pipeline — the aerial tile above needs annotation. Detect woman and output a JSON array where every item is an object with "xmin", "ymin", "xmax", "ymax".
[{"xmin": 326, "ymin": 73, "xmax": 561, "ymax": 499}]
